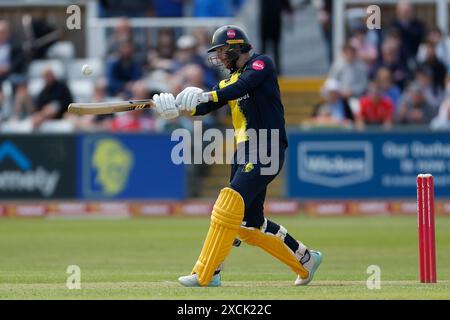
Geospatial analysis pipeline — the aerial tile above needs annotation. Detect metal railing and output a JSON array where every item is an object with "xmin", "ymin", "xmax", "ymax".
[{"xmin": 84, "ymin": 1, "xmax": 237, "ymax": 58}]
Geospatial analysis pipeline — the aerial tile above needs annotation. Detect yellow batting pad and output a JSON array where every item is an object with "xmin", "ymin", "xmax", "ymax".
[
  {"xmin": 238, "ymin": 227, "xmax": 309, "ymax": 279},
  {"xmin": 192, "ymin": 188, "xmax": 244, "ymax": 286}
]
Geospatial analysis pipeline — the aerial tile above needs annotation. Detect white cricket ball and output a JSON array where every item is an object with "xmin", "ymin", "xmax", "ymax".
[{"xmin": 82, "ymin": 64, "xmax": 92, "ymax": 76}]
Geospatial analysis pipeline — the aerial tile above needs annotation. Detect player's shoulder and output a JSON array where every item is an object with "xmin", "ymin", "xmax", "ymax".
[
  {"xmin": 245, "ymin": 53, "xmax": 275, "ymax": 72},
  {"xmin": 248, "ymin": 53, "xmax": 273, "ymax": 64}
]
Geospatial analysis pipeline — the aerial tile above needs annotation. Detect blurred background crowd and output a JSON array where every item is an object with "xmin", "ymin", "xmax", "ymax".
[
  {"xmin": 0, "ymin": 0, "xmax": 449, "ymax": 135},
  {"xmin": 309, "ymin": 0, "xmax": 450, "ymax": 131}
]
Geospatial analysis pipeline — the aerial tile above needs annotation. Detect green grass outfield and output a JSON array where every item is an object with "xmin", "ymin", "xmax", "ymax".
[{"xmin": 0, "ymin": 215, "xmax": 449, "ymax": 299}]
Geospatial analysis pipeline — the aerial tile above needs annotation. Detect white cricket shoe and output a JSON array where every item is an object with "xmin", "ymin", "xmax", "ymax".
[
  {"xmin": 178, "ymin": 273, "xmax": 222, "ymax": 287},
  {"xmin": 295, "ymin": 250, "xmax": 323, "ymax": 286}
]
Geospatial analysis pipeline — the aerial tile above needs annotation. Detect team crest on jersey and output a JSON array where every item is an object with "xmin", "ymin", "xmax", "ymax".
[
  {"xmin": 252, "ymin": 60, "xmax": 265, "ymax": 70},
  {"xmin": 227, "ymin": 29, "xmax": 236, "ymax": 38}
]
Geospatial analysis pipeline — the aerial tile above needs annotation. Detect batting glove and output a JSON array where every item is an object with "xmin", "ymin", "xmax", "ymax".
[
  {"xmin": 153, "ymin": 93, "xmax": 180, "ymax": 120},
  {"xmin": 175, "ymin": 87, "xmax": 209, "ymax": 112}
]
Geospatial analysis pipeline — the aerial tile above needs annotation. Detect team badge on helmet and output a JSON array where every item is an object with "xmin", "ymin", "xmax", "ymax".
[{"xmin": 227, "ymin": 29, "xmax": 236, "ymax": 38}]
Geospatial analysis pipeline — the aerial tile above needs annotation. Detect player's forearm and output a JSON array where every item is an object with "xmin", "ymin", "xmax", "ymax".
[
  {"xmin": 191, "ymin": 100, "xmax": 224, "ymax": 116},
  {"xmin": 192, "ymin": 103, "xmax": 212, "ymax": 115},
  {"xmin": 206, "ymin": 80, "xmax": 249, "ymax": 104}
]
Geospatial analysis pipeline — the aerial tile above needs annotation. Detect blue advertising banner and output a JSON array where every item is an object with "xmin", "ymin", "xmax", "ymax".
[
  {"xmin": 77, "ymin": 134, "xmax": 185, "ymax": 200},
  {"xmin": 287, "ymin": 131, "xmax": 450, "ymax": 199},
  {"xmin": 0, "ymin": 135, "xmax": 76, "ymax": 199}
]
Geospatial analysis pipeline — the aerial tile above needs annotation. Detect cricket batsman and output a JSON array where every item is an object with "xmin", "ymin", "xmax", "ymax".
[{"xmin": 152, "ymin": 25, "xmax": 323, "ymax": 287}]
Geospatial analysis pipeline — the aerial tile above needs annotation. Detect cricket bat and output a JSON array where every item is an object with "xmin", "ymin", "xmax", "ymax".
[{"xmin": 67, "ymin": 99, "xmax": 155, "ymax": 115}]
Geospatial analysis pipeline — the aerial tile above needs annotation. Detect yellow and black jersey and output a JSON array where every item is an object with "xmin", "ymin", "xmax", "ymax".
[{"xmin": 192, "ymin": 53, "xmax": 288, "ymax": 149}]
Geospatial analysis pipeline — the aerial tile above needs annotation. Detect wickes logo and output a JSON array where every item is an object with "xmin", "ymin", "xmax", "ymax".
[
  {"xmin": 0, "ymin": 141, "xmax": 60, "ymax": 196},
  {"xmin": 304, "ymin": 155, "xmax": 366, "ymax": 174},
  {"xmin": 298, "ymin": 141, "xmax": 373, "ymax": 188}
]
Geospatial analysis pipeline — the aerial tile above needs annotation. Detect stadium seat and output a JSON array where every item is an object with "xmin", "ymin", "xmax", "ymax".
[
  {"xmin": 46, "ymin": 41, "xmax": 76, "ymax": 60},
  {"xmin": 1, "ymin": 118, "xmax": 33, "ymax": 133},
  {"xmin": 28, "ymin": 59, "xmax": 65, "ymax": 80},
  {"xmin": 348, "ymin": 97, "xmax": 361, "ymax": 115},
  {"xmin": 68, "ymin": 79, "xmax": 95, "ymax": 103},
  {"xmin": 27, "ymin": 78, "xmax": 45, "ymax": 98},
  {"xmin": 1, "ymin": 80, "xmax": 13, "ymax": 119},
  {"xmin": 38, "ymin": 119, "xmax": 75, "ymax": 133}
]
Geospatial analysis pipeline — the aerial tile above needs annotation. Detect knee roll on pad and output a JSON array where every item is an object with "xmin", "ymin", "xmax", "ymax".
[{"xmin": 192, "ymin": 187, "xmax": 244, "ymax": 286}]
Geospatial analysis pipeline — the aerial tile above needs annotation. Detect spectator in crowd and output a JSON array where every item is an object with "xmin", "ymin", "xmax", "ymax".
[
  {"xmin": 110, "ymin": 80, "xmax": 156, "ymax": 132},
  {"xmin": 192, "ymin": 28, "xmax": 212, "ymax": 55},
  {"xmin": 170, "ymin": 35, "xmax": 216, "ymax": 88},
  {"xmin": 397, "ymin": 82, "xmax": 435, "ymax": 124},
  {"xmin": 111, "ymin": 109, "xmax": 153, "ymax": 132},
  {"xmin": 11, "ymin": 82, "xmax": 34, "ymax": 120},
  {"xmin": 171, "ymin": 35, "xmax": 200, "ymax": 71},
  {"xmin": 106, "ymin": 40, "xmax": 143, "ymax": 98},
  {"xmin": 356, "ymin": 81, "xmax": 394, "ymax": 130},
  {"xmin": 374, "ymin": 39, "xmax": 411, "ymax": 90},
  {"xmin": 107, "ymin": 18, "xmax": 133, "ymax": 53},
  {"xmin": 170, "ymin": 63, "xmax": 205, "ymax": 96},
  {"xmin": 417, "ymin": 27, "xmax": 450, "ymax": 67},
  {"xmin": 31, "ymin": 67, "xmax": 73, "ymax": 129},
  {"xmin": 0, "ymin": 20, "xmax": 28, "ymax": 110},
  {"xmin": 0, "ymin": 20, "xmax": 8, "ymax": 54},
  {"xmin": 382, "ymin": 29, "xmax": 409, "ymax": 67},
  {"xmin": 106, "ymin": 17, "xmax": 146, "ymax": 63},
  {"xmin": 362, "ymin": 10, "xmax": 384, "ymax": 61},
  {"xmin": 313, "ymin": 0, "xmax": 333, "ymax": 64},
  {"xmin": 0, "ymin": 20, "xmax": 11, "ymax": 112},
  {"xmin": 414, "ymin": 67, "xmax": 444, "ymax": 109},
  {"xmin": 375, "ymin": 67, "xmax": 401, "ymax": 113},
  {"xmin": 390, "ymin": 1, "xmax": 425, "ymax": 69},
  {"xmin": 147, "ymin": 28, "xmax": 177, "ymax": 72},
  {"xmin": 430, "ymin": 98, "xmax": 450, "ymax": 130},
  {"xmin": 91, "ymin": 78, "xmax": 108, "ymax": 103},
  {"xmin": 329, "ymin": 43, "xmax": 368, "ymax": 98},
  {"xmin": 349, "ymin": 25, "xmax": 378, "ymax": 73},
  {"xmin": 22, "ymin": 15, "xmax": 61, "ymax": 60},
  {"xmin": 259, "ymin": 0, "xmax": 293, "ymax": 74},
  {"xmin": 418, "ymin": 41, "xmax": 447, "ymax": 98},
  {"xmin": 305, "ymin": 78, "xmax": 354, "ymax": 129}
]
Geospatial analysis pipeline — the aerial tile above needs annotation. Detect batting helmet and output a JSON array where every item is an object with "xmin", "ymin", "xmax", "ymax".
[{"xmin": 207, "ymin": 25, "xmax": 252, "ymax": 53}]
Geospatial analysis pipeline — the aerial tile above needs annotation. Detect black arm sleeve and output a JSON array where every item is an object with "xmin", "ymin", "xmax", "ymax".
[
  {"xmin": 215, "ymin": 56, "xmax": 273, "ymax": 103},
  {"xmin": 193, "ymin": 101, "xmax": 226, "ymax": 116},
  {"xmin": 192, "ymin": 84, "xmax": 226, "ymax": 116}
]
